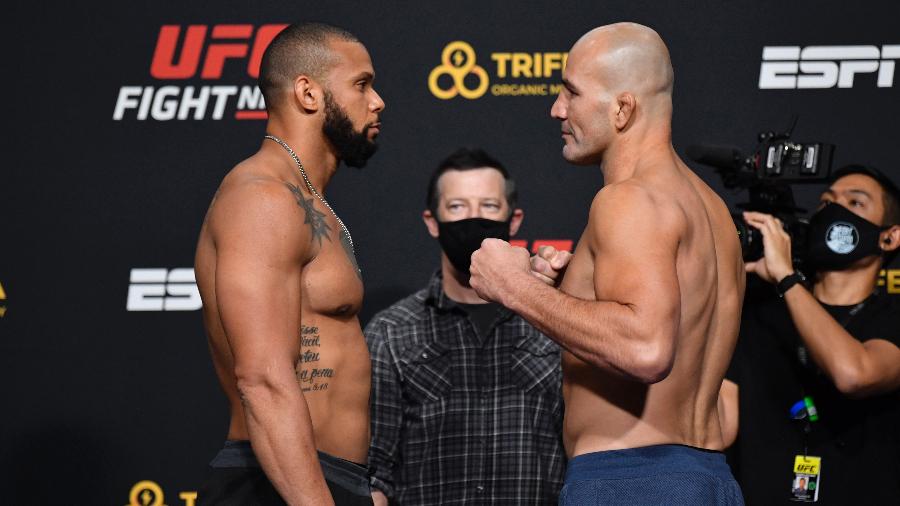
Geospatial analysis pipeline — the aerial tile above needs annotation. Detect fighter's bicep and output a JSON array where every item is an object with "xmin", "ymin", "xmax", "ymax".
[
  {"xmin": 211, "ymin": 182, "xmax": 312, "ymax": 371},
  {"xmin": 589, "ymin": 187, "xmax": 682, "ymax": 325}
]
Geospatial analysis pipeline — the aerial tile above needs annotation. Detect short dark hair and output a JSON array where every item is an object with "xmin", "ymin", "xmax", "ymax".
[
  {"xmin": 259, "ymin": 22, "xmax": 359, "ymax": 110},
  {"xmin": 830, "ymin": 164, "xmax": 900, "ymax": 226},
  {"xmin": 426, "ymin": 147, "xmax": 518, "ymax": 215}
]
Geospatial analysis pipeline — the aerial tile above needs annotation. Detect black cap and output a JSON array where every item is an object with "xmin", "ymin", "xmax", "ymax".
[{"xmin": 830, "ymin": 164, "xmax": 900, "ymax": 205}]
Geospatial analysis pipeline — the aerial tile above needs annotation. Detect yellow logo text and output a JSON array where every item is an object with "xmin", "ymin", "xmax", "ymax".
[{"xmin": 877, "ymin": 269, "xmax": 900, "ymax": 294}]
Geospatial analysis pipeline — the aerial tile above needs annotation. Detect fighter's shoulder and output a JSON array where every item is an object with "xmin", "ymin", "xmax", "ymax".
[
  {"xmin": 589, "ymin": 180, "xmax": 681, "ymax": 228},
  {"xmin": 208, "ymin": 170, "xmax": 315, "ymax": 247}
]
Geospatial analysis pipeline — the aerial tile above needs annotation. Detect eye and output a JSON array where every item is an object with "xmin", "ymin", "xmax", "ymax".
[{"xmin": 849, "ymin": 199, "xmax": 864, "ymax": 208}]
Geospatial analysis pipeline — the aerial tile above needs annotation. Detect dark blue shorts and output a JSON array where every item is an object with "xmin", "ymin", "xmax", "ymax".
[{"xmin": 560, "ymin": 444, "xmax": 744, "ymax": 506}]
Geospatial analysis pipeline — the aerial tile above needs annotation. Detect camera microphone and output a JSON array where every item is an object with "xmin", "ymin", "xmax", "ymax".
[{"xmin": 686, "ymin": 144, "xmax": 746, "ymax": 171}]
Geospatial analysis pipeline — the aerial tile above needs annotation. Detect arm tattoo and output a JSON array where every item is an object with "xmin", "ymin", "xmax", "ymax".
[{"xmin": 285, "ymin": 183, "xmax": 331, "ymax": 246}]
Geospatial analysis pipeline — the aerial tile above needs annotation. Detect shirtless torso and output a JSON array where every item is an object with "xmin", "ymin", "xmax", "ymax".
[
  {"xmin": 196, "ymin": 150, "xmax": 371, "ymax": 464},
  {"xmin": 469, "ymin": 23, "xmax": 746, "ymax": 487},
  {"xmin": 193, "ymin": 25, "xmax": 383, "ymax": 505},
  {"xmin": 558, "ymin": 154, "xmax": 743, "ymax": 456}
]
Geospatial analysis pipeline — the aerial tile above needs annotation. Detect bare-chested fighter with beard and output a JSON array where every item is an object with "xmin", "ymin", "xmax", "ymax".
[
  {"xmin": 194, "ymin": 22, "xmax": 383, "ymax": 506},
  {"xmin": 471, "ymin": 23, "xmax": 746, "ymax": 505}
]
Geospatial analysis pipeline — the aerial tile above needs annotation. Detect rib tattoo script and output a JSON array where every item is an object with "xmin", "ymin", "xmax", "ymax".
[
  {"xmin": 286, "ymin": 183, "xmax": 331, "ymax": 246},
  {"xmin": 297, "ymin": 325, "xmax": 334, "ymax": 392}
]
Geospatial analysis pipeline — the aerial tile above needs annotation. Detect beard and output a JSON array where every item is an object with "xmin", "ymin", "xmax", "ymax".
[{"xmin": 323, "ymin": 91, "xmax": 379, "ymax": 168}]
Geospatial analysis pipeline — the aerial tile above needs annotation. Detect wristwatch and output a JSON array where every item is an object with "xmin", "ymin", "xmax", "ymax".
[{"xmin": 776, "ymin": 271, "xmax": 806, "ymax": 298}]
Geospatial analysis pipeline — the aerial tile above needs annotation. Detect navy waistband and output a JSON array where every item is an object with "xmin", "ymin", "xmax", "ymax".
[
  {"xmin": 210, "ymin": 440, "xmax": 370, "ymax": 497},
  {"xmin": 565, "ymin": 444, "xmax": 734, "ymax": 482}
]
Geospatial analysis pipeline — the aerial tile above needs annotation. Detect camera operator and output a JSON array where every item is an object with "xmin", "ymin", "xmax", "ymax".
[{"xmin": 721, "ymin": 165, "xmax": 900, "ymax": 505}]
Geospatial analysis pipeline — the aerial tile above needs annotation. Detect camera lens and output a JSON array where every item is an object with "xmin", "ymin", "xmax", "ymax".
[{"xmin": 732, "ymin": 213, "xmax": 763, "ymax": 261}]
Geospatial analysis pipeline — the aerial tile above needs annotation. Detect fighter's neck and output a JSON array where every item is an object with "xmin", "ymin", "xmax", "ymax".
[
  {"xmin": 265, "ymin": 121, "xmax": 339, "ymax": 192},
  {"xmin": 599, "ymin": 135, "xmax": 674, "ymax": 185},
  {"xmin": 441, "ymin": 256, "xmax": 489, "ymax": 304},
  {"xmin": 812, "ymin": 261, "xmax": 880, "ymax": 306}
]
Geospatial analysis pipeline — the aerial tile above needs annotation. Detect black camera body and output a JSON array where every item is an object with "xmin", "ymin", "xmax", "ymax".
[{"xmin": 687, "ymin": 118, "xmax": 834, "ymax": 263}]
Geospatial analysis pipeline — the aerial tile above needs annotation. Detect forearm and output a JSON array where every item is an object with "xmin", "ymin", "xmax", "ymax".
[
  {"xmin": 503, "ymin": 273, "xmax": 673, "ymax": 383},
  {"xmin": 783, "ymin": 285, "xmax": 870, "ymax": 393},
  {"xmin": 240, "ymin": 378, "xmax": 334, "ymax": 506}
]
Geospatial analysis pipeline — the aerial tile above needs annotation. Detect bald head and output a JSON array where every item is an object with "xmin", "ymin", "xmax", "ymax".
[
  {"xmin": 258, "ymin": 22, "xmax": 360, "ymax": 111},
  {"xmin": 572, "ymin": 22, "xmax": 674, "ymax": 103}
]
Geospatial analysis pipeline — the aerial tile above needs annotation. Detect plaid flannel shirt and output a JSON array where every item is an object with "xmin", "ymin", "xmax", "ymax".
[{"xmin": 365, "ymin": 271, "xmax": 565, "ymax": 505}]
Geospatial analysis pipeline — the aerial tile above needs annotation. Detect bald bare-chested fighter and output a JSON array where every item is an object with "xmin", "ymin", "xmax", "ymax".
[
  {"xmin": 470, "ymin": 23, "xmax": 745, "ymax": 504},
  {"xmin": 195, "ymin": 23, "xmax": 383, "ymax": 506}
]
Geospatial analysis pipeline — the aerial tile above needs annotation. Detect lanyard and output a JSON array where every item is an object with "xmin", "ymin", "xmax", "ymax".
[{"xmin": 792, "ymin": 295, "xmax": 871, "ymax": 453}]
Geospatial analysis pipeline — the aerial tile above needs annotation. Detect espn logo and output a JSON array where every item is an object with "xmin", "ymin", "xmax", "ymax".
[
  {"xmin": 759, "ymin": 45, "xmax": 899, "ymax": 89},
  {"xmin": 127, "ymin": 268, "xmax": 201, "ymax": 311}
]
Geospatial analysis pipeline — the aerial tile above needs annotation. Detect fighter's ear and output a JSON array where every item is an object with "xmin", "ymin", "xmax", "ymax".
[
  {"xmin": 614, "ymin": 92, "xmax": 636, "ymax": 131},
  {"xmin": 293, "ymin": 75, "xmax": 322, "ymax": 113}
]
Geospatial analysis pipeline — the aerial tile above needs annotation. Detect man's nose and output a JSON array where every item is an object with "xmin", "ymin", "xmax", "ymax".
[
  {"xmin": 550, "ymin": 96, "xmax": 566, "ymax": 119},
  {"xmin": 370, "ymin": 89, "xmax": 385, "ymax": 113}
]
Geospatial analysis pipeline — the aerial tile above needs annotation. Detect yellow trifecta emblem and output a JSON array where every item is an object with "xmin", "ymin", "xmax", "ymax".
[
  {"xmin": 127, "ymin": 480, "xmax": 166, "ymax": 506},
  {"xmin": 428, "ymin": 41, "xmax": 489, "ymax": 100}
]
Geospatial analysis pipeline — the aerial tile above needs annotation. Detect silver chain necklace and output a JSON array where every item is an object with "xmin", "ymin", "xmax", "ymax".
[{"xmin": 264, "ymin": 134, "xmax": 354, "ymax": 255}]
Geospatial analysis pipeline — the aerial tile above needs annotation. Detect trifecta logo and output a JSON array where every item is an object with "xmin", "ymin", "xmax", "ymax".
[
  {"xmin": 0, "ymin": 280, "xmax": 7, "ymax": 318},
  {"xmin": 127, "ymin": 268, "xmax": 201, "ymax": 311},
  {"xmin": 113, "ymin": 24, "xmax": 288, "ymax": 121},
  {"xmin": 125, "ymin": 480, "xmax": 196, "ymax": 506},
  {"xmin": 428, "ymin": 41, "xmax": 568, "ymax": 99},
  {"xmin": 759, "ymin": 45, "xmax": 899, "ymax": 89}
]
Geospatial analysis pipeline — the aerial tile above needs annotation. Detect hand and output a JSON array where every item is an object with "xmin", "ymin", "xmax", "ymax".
[
  {"xmin": 470, "ymin": 238, "xmax": 532, "ymax": 304},
  {"xmin": 530, "ymin": 245, "xmax": 573, "ymax": 286},
  {"xmin": 743, "ymin": 211, "xmax": 794, "ymax": 283},
  {"xmin": 372, "ymin": 490, "xmax": 388, "ymax": 506}
]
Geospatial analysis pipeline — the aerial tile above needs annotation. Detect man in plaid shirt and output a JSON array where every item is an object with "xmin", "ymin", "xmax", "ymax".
[{"xmin": 366, "ymin": 148, "xmax": 566, "ymax": 505}]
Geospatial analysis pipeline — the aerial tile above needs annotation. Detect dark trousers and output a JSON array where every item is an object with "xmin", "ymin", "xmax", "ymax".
[{"xmin": 198, "ymin": 440, "xmax": 373, "ymax": 506}]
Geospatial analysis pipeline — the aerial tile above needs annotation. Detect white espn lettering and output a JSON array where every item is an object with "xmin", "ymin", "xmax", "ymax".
[
  {"xmin": 127, "ymin": 268, "xmax": 201, "ymax": 311},
  {"xmin": 759, "ymin": 44, "xmax": 900, "ymax": 89},
  {"xmin": 113, "ymin": 85, "xmax": 254, "ymax": 120}
]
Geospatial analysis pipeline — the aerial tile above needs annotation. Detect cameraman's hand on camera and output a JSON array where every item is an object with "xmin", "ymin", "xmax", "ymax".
[{"xmin": 743, "ymin": 211, "xmax": 794, "ymax": 283}]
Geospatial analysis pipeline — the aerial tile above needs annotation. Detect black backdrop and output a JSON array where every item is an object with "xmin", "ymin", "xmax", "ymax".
[{"xmin": 4, "ymin": 1, "xmax": 899, "ymax": 504}]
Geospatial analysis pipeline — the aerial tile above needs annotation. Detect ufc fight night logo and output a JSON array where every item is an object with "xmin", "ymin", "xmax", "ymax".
[
  {"xmin": 759, "ymin": 45, "xmax": 900, "ymax": 89},
  {"xmin": 126, "ymin": 268, "xmax": 201, "ymax": 311},
  {"xmin": 113, "ymin": 24, "xmax": 287, "ymax": 121}
]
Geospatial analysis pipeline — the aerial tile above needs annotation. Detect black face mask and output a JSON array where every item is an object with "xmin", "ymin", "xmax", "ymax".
[
  {"xmin": 805, "ymin": 202, "xmax": 885, "ymax": 272},
  {"xmin": 437, "ymin": 217, "xmax": 511, "ymax": 276}
]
